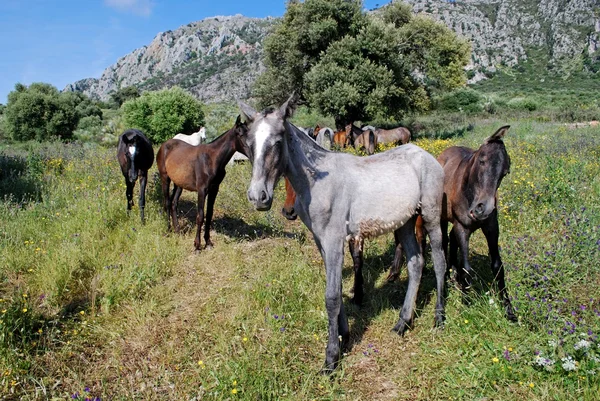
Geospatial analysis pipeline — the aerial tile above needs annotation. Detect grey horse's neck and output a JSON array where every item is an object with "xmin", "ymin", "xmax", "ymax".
[{"xmin": 283, "ymin": 121, "xmax": 329, "ymax": 191}]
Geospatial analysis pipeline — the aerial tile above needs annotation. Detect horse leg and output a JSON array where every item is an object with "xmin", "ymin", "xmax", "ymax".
[
  {"xmin": 138, "ymin": 170, "xmax": 148, "ymax": 222},
  {"xmin": 481, "ymin": 213, "xmax": 517, "ymax": 322},
  {"xmin": 349, "ymin": 236, "xmax": 364, "ymax": 305},
  {"xmin": 319, "ymin": 237, "xmax": 347, "ymax": 374},
  {"xmin": 170, "ymin": 186, "xmax": 183, "ymax": 233},
  {"xmin": 392, "ymin": 216, "xmax": 424, "ymax": 335},
  {"xmin": 453, "ymin": 224, "xmax": 473, "ymax": 292},
  {"xmin": 386, "ymin": 229, "xmax": 403, "ymax": 282},
  {"xmin": 161, "ymin": 174, "xmax": 171, "ymax": 216},
  {"xmin": 125, "ymin": 179, "xmax": 134, "ymax": 213},
  {"xmin": 421, "ymin": 214, "xmax": 447, "ymax": 328},
  {"xmin": 204, "ymin": 184, "xmax": 219, "ymax": 249},
  {"xmin": 448, "ymin": 226, "xmax": 459, "ymax": 281},
  {"xmin": 194, "ymin": 189, "xmax": 207, "ymax": 252}
]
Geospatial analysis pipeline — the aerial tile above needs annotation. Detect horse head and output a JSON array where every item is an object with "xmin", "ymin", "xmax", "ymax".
[
  {"xmin": 232, "ymin": 115, "xmax": 251, "ymax": 157},
  {"xmin": 240, "ymin": 94, "xmax": 295, "ymax": 211},
  {"xmin": 468, "ymin": 125, "xmax": 511, "ymax": 221}
]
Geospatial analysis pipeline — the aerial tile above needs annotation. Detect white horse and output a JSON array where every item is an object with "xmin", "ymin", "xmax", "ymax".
[
  {"xmin": 241, "ymin": 96, "xmax": 447, "ymax": 374},
  {"xmin": 173, "ymin": 127, "xmax": 206, "ymax": 145}
]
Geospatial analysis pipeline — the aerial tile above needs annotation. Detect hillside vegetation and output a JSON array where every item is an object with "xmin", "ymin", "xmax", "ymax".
[{"xmin": 1, "ymin": 118, "xmax": 599, "ymax": 400}]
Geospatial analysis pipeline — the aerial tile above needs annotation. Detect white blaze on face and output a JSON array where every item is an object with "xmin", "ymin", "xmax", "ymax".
[
  {"xmin": 253, "ymin": 120, "xmax": 272, "ymax": 162},
  {"xmin": 128, "ymin": 145, "xmax": 137, "ymax": 157}
]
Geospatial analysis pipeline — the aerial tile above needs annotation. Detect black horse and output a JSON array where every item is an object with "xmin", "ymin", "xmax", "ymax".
[{"xmin": 117, "ymin": 129, "xmax": 154, "ymax": 222}]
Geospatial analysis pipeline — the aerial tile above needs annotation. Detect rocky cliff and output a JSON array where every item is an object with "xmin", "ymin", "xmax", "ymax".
[{"xmin": 65, "ymin": 1, "xmax": 600, "ymax": 102}]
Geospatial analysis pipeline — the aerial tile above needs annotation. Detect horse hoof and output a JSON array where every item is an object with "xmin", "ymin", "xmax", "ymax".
[
  {"xmin": 205, "ymin": 244, "xmax": 214, "ymax": 250},
  {"xmin": 391, "ymin": 319, "xmax": 409, "ymax": 336},
  {"xmin": 194, "ymin": 248, "xmax": 202, "ymax": 255},
  {"xmin": 386, "ymin": 272, "xmax": 399, "ymax": 282},
  {"xmin": 506, "ymin": 310, "xmax": 517, "ymax": 322}
]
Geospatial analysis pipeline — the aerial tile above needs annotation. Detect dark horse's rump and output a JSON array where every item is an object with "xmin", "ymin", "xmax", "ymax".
[
  {"xmin": 156, "ymin": 116, "xmax": 249, "ymax": 252},
  {"xmin": 117, "ymin": 129, "xmax": 154, "ymax": 221}
]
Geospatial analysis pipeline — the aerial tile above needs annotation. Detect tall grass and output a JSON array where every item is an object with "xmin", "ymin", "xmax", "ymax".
[{"xmin": 0, "ymin": 119, "xmax": 599, "ymax": 399}]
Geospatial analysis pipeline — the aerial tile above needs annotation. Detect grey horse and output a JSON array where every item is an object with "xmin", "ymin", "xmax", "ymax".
[{"xmin": 241, "ymin": 96, "xmax": 447, "ymax": 374}]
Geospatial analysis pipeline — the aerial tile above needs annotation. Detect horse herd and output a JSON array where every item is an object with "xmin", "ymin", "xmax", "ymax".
[{"xmin": 117, "ymin": 95, "xmax": 514, "ymax": 374}]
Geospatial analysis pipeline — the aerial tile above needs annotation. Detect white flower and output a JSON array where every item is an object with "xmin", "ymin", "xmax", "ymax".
[
  {"xmin": 574, "ymin": 339, "xmax": 591, "ymax": 350},
  {"xmin": 488, "ymin": 298, "xmax": 495, "ymax": 305},
  {"xmin": 548, "ymin": 339, "xmax": 558, "ymax": 348},
  {"xmin": 561, "ymin": 356, "xmax": 577, "ymax": 371}
]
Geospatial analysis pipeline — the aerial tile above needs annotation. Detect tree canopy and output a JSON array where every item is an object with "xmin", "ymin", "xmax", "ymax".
[
  {"xmin": 253, "ymin": 0, "xmax": 471, "ymax": 127},
  {"xmin": 121, "ymin": 87, "xmax": 204, "ymax": 144},
  {"xmin": 2, "ymin": 83, "xmax": 102, "ymax": 141}
]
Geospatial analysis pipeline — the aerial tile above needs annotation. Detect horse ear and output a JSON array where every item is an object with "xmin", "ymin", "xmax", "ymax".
[
  {"xmin": 279, "ymin": 93, "xmax": 296, "ymax": 119},
  {"xmin": 486, "ymin": 125, "xmax": 510, "ymax": 142},
  {"xmin": 238, "ymin": 101, "xmax": 257, "ymax": 122}
]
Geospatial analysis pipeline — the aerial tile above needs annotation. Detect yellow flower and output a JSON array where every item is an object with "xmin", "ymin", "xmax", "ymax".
[
  {"xmin": 242, "ymin": 337, "xmax": 248, "ymax": 342},
  {"xmin": 2, "ymin": 310, "xmax": 6, "ymax": 314},
  {"xmin": 529, "ymin": 382, "xmax": 535, "ymax": 388},
  {"xmin": 231, "ymin": 388, "xmax": 238, "ymax": 395},
  {"xmin": 22, "ymin": 308, "xmax": 28, "ymax": 313},
  {"xmin": 233, "ymin": 380, "xmax": 237, "ymax": 386},
  {"xmin": 464, "ymin": 319, "xmax": 469, "ymax": 324},
  {"xmin": 492, "ymin": 357, "xmax": 499, "ymax": 363},
  {"xmin": 79, "ymin": 311, "xmax": 85, "ymax": 315},
  {"xmin": 198, "ymin": 360, "xmax": 205, "ymax": 369},
  {"xmin": 508, "ymin": 347, "xmax": 513, "ymax": 352},
  {"xmin": 38, "ymin": 329, "xmax": 43, "ymax": 333}
]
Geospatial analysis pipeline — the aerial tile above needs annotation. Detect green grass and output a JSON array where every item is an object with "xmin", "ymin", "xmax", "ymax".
[{"xmin": 1, "ymin": 118, "xmax": 599, "ymax": 399}]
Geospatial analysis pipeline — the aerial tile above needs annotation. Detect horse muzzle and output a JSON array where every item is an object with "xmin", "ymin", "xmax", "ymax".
[
  {"xmin": 247, "ymin": 187, "xmax": 273, "ymax": 211},
  {"xmin": 469, "ymin": 201, "xmax": 493, "ymax": 221},
  {"xmin": 281, "ymin": 206, "xmax": 297, "ymax": 221}
]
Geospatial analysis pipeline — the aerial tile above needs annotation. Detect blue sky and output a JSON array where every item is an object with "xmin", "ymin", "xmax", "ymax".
[{"xmin": 0, "ymin": 0, "xmax": 383, "ymax": 104}]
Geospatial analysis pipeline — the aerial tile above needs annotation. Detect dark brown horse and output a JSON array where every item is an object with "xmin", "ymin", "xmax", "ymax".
[
  {"xmin": 344, "ymin": 123, "xmax": 363, "ymax": 147},
  {"xmin": 374, "ymin": 127, "xmax": 411, "ymax": 146},
  {"xmin": 156, "ymin": 116, "xmax": 249, "ymax": 252},
  {"xmin": 387, "ymin": 126, "xmax": 516, "ymax": 321},
  {"xmin": 117, "ymin": 129, "xmax": 154, "ymax": 222}
]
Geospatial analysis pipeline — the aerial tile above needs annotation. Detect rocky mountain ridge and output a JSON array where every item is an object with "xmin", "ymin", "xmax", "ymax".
[{"xmin": 65, "ymin": 0, "xmax": 600, "ymax": 102}]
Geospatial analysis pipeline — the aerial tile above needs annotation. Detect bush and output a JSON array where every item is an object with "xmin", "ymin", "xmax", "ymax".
[
  {"xmin": 436, "ymin": 88, "xmax": 483, "ymax": 113},
  {"xmin": 507, "ymin": 97, "xmax": 539, "ymax": 111},
  {"xmin": 3, "ymin": 83, "xmax": 101, "ymax": 142},
  {"xmin": 73, "ymin": 115, "xmax": 104, "ymax": 142},
  {"xmin": 121, "ymin": 87, "xmax": 204, "ymax": 144}
]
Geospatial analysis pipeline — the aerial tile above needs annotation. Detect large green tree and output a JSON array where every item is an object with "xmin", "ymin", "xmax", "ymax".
[
  {"xmin": 254, "ymin": 0, "xmax": 470, "ymax": 127},
  {"xmin": 121, "ymin": 87, "xmax": 204, "ymax": 144},
  {"xmin": 3, "ymin": 83, "xmax": 101, "ymax": 141}
]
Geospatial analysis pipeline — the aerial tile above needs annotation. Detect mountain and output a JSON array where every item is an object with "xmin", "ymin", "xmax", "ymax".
[
  {"xmin": 64, "ymin": 15, "xmax": 277, "ymax": 102},
  {"xmin": 64, "ymin": 1, "xmax": 600, "ymax": 102}
]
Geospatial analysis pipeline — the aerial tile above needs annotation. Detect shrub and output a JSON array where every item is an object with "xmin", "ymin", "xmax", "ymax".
[
  {"xmin": 436, "ymin": 88, "xmax": 483, "ymax": 113},
  {"xmin": 121, "ymin": 87, "xmax": 204, "ymax": 144},
  {"xmin": 73, "ymin": 115, "xmax": 104, "ymax": 142},
  {"xmin": 507, "ymin": 97, "xmax": 539, "ymax": 111}
]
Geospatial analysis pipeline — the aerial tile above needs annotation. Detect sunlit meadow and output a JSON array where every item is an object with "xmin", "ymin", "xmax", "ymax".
[{"xmin": 1, "ymin": 119, "xmax": 599, "ymax": 400}]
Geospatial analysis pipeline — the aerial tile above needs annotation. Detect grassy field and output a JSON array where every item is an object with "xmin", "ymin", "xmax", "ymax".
[{"xmin": 1, "ymin": 118, "xmax": 599, "ymax": 400}]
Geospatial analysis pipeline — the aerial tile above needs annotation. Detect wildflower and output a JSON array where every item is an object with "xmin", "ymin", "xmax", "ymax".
[
  {"xmin": 197, "ymin": 360, "xmax": 205, "ymax": 369},
  {"xmin": 233, "ymin": 380, "xmax": 237, "ymax": 386},
  {"xmin": 574, "ymin": 339, "xmax": 591, "ymax": 350},
  {"xmin": 80, "ymin": 311, "xmax": 85, "ymax": 316},
  {"xmin": 231, "ymin": 388, "xmax": 238, "ymax": 395},
  {"xmin": 280, "ymin": 327, "xmax": 285, "ymax": 332},
  {"xmin": 529, "ymin": 382, "xmax": 535, "ymax": 388},
  {"xmin": 492, "ymin": 357, "xmax": 499, "ymax": 363},
  {"xmin": 464, "ymin": 319, "xmax": 469, "ymax": 324},
  {"xmin": 22, "ymin": 308, "xmax": 28, "ymax": 313},
  {"xmin": 548, "ymin": 339, "xmax": 558, "ymax": 347},
  {"xmin": 38, "ymin": 329, "xmax": 43, "ymax": 334},
  {"xmin": 242, "ymin": 337, "xmax": 248, "ymax": 342},
  {"xmin": 561, "ymin": 356, "xmax": 577, "ymax": 371}
]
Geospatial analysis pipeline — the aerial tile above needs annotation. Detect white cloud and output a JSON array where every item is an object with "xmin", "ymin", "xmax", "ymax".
[{"xmin": 104, "ymin": 0, "xmax": 154, "ymax": 17}]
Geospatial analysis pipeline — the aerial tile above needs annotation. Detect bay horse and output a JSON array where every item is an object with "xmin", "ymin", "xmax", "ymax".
[
  {"xmin": 117, "ymin": 129, "xmax": 154, "ymax": 222},
  {"xmin": 375, "ymin": 126, "xmax": 411, "ymax": 146},
  {"xmin": 241, "ymin": 96, "xmax": 447, "ymax": 374},
  {"xmin": 173, "ymin": 127, "xmax": 207, "ymax": 145},
  {"xmin": 156, "ymin": 116, "xmax": 249, "ymax": 252},
  {"xmin": 386, "ymin": 126, "xmax": 516, "ymax": 321},
  {"xmin": 344, "ymin": 123, "xmax": 363, "ymax": 148}
]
